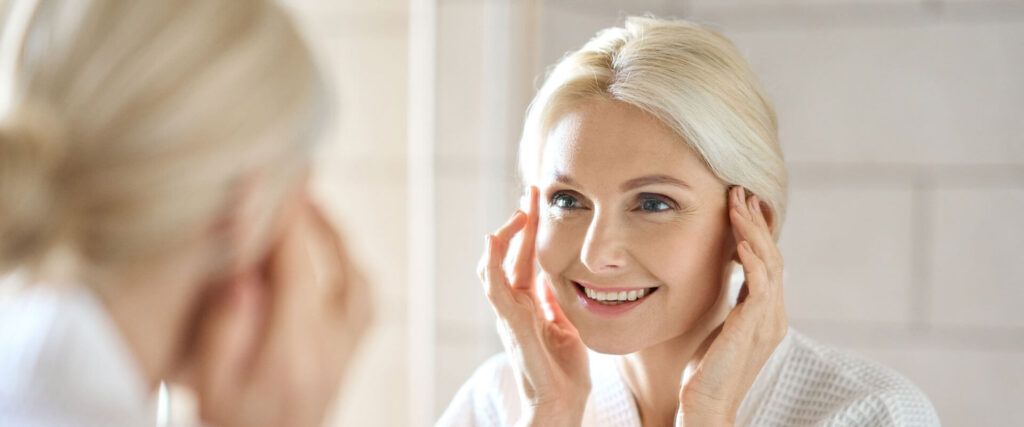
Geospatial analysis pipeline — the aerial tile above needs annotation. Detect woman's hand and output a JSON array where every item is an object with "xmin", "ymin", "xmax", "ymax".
[
  {"xmin": 678, "ymin": 186, "xmax": 788, "ymax": 426},
  {"xmin": 193, "ymin": 196, "xmax": 373, "ymax": 427},
  {"xmin": 477, "ymin": 186, "xmax": 591, "ymax": 427}
]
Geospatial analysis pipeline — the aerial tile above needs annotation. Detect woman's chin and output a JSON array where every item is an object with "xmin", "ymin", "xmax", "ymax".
[{"xmin": 578, "ymin": 330, "xmax": 647, "ymax": 355}]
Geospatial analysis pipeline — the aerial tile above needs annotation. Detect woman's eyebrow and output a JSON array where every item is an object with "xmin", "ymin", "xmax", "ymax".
[
  {"xmin": 552, "ymin": 172, "xmax": 579, "ymax": 187},
  {"xmin": 620, "ymin": 175, "xmax": 691, "ymax": 191}
]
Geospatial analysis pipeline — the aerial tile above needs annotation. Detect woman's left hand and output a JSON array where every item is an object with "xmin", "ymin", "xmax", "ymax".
[{"xmin": 678, "ymin": 186, "xmax": 788, "ymax": 426}]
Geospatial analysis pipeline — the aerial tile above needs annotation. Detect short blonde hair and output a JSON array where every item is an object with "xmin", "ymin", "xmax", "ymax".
[
  {"xmin": 0, "ymin": 0, "xmax": 325, "ymax": 277},
  {"xmin": 519, "ymin": 17, "xmax": 787, "ymax": 239}
]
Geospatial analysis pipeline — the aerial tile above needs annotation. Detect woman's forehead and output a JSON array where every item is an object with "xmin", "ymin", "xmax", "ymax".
[{"xmin": 539, "ymin": 100, "xmax": 717, "ymax": 190}]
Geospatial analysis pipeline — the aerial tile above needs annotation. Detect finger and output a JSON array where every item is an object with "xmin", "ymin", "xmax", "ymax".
[
  {"xmin": 511, "ymin": 187, "xmax": 540, "ymax": 290},
  {"xmin": 732, "ymin": 186, "xmax": 753, "ymax": 222},
  {"xmin": 750, "ymin": 195, "xmax": 784, "ymax": 275},
  {"xmin": 750, "ymin": 195, "xmax": 770, "ymax": 232},
  {"xmin": 303, "ymin": 201, "xmax": 353, "ymax": 302},
  {"xmin": 305, "ymin": 201, "xmax": 375, "ymax": 333},
  {"xmin": 481, "ymin": 234, "xmax": 515, "ymax": 311},
  {"xmin": 495, "ymin": 210, "xmax": 527, "ymax": 243},
  {"xmin": 730, "ymin": 206, "xmax": 773, "ymax": 262},
  {"xmin": 195, "ymin": 274, "xmax": 266, "ymax": 422},
  {"xmin": 727, "ymin": 186, "xmax": 750, "ymax": 246},
  {"xmin": 729, "ymin": 190, "xmax": 774, "ymax": 262},
  {"xmin": 478, "ymin": 210, "xmax": 527, "ymax": 303},
  {"xmin": 265, "ymin": 204, "xmax": 318, "ymax": 309},
  {"xmin": 736, "ymin": 240, "xmax": 771, "ymax": 301},
  {"xmin": 745, "ymin": 195, "xmax": 775, "ymax": 253}
]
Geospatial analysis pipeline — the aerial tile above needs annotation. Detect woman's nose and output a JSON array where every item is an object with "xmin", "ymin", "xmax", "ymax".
[{"xmin": 580, "ymin": 212, "xmax": 628, "ymax": 273}]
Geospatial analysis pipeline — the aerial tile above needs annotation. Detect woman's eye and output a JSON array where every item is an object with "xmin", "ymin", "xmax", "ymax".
[
  {"xmin": 551, "ymin": 192, "xmax": 582, "ymax": 210},
  {"xmin": 638, "ymin": 197, "xmax": 673, "ymax": 212}
]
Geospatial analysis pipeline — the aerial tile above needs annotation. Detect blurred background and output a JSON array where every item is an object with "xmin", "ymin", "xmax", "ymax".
[{"xmin": 273, "ymin": 0, "xmax": 1022, "ymax": 426}]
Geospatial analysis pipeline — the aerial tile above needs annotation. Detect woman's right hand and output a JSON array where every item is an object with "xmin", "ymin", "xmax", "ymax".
[
  {"xmin": 477, "ymin": 186, "xmax": 591, "ymax": 427},
  {"xmin": 193, "ymin": 196, "xmax": 372, "ymax": 427}
]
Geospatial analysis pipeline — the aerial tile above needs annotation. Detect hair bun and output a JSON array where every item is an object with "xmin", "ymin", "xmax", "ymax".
[{"xmin": 0, "ymin": 102, "xmax": 69, "ymax": 271}]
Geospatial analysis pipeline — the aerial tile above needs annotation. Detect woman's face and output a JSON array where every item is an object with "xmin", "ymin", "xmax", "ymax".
[{"xmin": 535, "ymin": 99, "xmax": 735, "ymax": 354}]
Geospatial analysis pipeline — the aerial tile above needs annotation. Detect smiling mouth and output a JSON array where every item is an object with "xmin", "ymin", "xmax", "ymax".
[{"xmin": 573, "ymin": 282, "xmax": 659, "ymax": 305}]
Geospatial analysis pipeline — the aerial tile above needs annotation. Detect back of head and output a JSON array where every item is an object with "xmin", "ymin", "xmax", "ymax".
[
  {"xmin": 0, "ymin": 0, "xmax": 325, "ymax": 280},
  {"xmin": 519, "ymin": 17, "xmax": 788, "ymax": 239}
]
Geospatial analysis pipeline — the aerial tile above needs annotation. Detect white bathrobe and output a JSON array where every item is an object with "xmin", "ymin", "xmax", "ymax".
[
  {"xmin": 0, "ymin": 279, "xmax": 155, "ymax": 427},
  {"xmin": 438, "ymin": 328, "xmax": 940, "ymax": 426}
]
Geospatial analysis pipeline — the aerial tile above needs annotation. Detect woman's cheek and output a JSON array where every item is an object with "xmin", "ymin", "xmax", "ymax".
[{"xmin": 535, "ymin": 216, "xmax": 580, "ymax": 276}]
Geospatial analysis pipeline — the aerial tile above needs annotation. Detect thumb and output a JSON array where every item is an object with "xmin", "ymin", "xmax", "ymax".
[{"xmin": 195, "ymin": 273, "xmax": 265, "ymax": 421}]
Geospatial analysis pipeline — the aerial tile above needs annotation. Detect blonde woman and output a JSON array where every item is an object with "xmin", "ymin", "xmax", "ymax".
[
  {"xmin": 0, "ymin": 1, "xmax": 369, "ymax": 426},
  {"xmin": 440, "ymin": 18, "xmax": 939, "ymax": 426}
]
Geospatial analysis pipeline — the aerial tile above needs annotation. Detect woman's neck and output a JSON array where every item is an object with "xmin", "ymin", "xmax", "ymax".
[{"xmin": 617, "ymin": 282, "xmax": 735, "ymax": 427}]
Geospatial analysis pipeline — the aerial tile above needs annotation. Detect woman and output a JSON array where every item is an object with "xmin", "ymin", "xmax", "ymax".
[
  {"xmin": 439, "ymin": 17, "xmax": 939, "ymax": 426},
  {"xmin": 0, "ymin": 1, "xmax": 369, "ymax": 426}
]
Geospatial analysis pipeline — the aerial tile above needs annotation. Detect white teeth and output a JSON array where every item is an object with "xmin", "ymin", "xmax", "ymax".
[{"xmin": 582, "ymin": 286, "xmax": 653, "ymax": 303}]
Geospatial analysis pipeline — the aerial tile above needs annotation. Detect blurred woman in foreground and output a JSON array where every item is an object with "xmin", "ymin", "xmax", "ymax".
[{"xmin": 0, "ymin": 1, "xmax": 370, "ymax": 426}]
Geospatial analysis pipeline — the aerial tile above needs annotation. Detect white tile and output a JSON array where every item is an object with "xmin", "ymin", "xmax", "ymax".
[
  {"xmin": 854, "ymin": 345, "xmax": 1024, "ymax": 427},
  {"xmin": 779, "ymin": 187, "xmax": 916, "ymax": 323},
  {"xmin": 928, "ymin": 188, "xmax": 1024, "ymax": 328},
  {"xmin": 723, "ymin": 22, "xmax": 1024, "ymax": 164}
]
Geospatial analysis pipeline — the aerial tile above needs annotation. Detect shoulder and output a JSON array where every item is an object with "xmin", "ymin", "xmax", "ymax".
[
  {"xmin": 0, "ymin": 283, "xmax": 154, "ymax": 426},
  {"xmin": 753, "ymin": 329, "xmax": 940, "ymax": 426},
  {"xmin": 436, "ymin": 353, "xmax": 520, "ymax": 427}
]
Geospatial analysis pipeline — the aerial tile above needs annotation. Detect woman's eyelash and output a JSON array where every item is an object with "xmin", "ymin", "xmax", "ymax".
[
  {"xmin": 635, "ymin": 193, "xmax": 680, "ymax": 212},
  {"xmin": 549, "ymin": 191, "xmax": 585, "ymax": 210}
]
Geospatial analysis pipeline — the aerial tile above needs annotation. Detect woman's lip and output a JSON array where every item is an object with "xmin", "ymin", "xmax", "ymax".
[{"xmin": 571, "ymin": 282, "xmax": 657, "ymax": 317}]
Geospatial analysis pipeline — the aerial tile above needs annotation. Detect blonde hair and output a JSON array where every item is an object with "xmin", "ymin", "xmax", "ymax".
[
  {"xmin": 519, "ymin": 17, "xmax": 788, "ymax": 239},
  {"xmin": 0, "ymin": 0, "xmax": 325, "ymax": 278}
]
